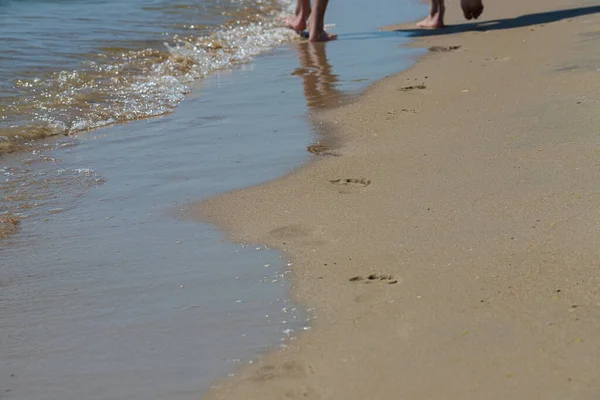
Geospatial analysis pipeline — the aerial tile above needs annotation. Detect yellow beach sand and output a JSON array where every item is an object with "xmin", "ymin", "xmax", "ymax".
[{"xmin": 196, "ymin": 0, "xmax": 600, "ymax": 397}]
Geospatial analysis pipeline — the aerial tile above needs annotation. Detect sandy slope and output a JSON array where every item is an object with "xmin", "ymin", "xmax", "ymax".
[{"xmin": 196, "ymin": 0, "xmax": 600, "ymax": 397}]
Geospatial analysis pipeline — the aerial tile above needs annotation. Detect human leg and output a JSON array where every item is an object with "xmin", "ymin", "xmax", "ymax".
[
  {"xmin": 416, "ymin": 0, "xmax": 445, "ymax": 29},
  {"xmin": 284, "ymin": 0, "xmax": 311, "ymax": 32},
  {"xmin": 307, "ymin": 0, "xmax": 336, "ymax": 42}
]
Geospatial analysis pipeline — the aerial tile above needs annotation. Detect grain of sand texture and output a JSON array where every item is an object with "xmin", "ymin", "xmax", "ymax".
[{"xmin": 195, "ymin": 0, "xmax": 600, "ymax": 397}]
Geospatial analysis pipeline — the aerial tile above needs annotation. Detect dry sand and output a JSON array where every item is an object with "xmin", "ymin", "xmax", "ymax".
[{"xmin": 195, "ymin": 0, "xmax": 600, "ymax": 397}]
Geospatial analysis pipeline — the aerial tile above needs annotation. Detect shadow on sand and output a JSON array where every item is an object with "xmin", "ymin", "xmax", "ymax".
[{"xmin": 394, "ymin": 5, "xmax": 600, "ymax": 36}]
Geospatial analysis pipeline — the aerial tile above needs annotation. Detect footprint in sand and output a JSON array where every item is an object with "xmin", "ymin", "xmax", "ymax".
[
  {"xmin": 329, "ymin": 178, "xmax": 371, "ymax": 194},
  {"xmin": 485, "ymin": 56, "xmax": 511, "ymax": 62},
  {"xmin": 399, "ymin": 83, "xmax": 427, "ymax": 92},
  {"xmin": 350, "ymin": 273, "xmax": 398, "ymax": 284},
  {"xmin": 252, "ymin": 360, "xmax": 311, "ymax": 382},
  {"xmin": 428, "ymin": 45, "xmax": 461, "ymax": 52},
  {"xmin": 386, "ymin": 108, "xmax": 417, "ymax": 120},
  {"xmin": 269, "ymin": 224, "xmax": 325, "ymax": 247},
  {"xmin": 307, "ymin": 143, "xmax": 339, "ymax": 157},
  {"xmin": 329, "ymin": 178, "xmax": 371, "ymax": 187}
]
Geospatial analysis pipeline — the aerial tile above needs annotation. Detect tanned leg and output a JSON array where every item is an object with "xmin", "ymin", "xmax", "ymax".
[
  {"xmin": 307, "ymin": 0, "xmax": 336, "ymax": 42},
  {"xmin": 284, "ymin": 0, "xmax": 311, "ymax": 32}
]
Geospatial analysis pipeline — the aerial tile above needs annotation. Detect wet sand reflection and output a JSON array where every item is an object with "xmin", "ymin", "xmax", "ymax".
[{"xmin": 292, "ymin": 41, "xmax": 345, "ymax": 110}]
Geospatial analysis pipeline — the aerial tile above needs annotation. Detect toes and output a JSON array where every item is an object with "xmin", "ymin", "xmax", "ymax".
[{"xmin": 417, "ymin": 18, "xmax": 432, "ymax": 28}]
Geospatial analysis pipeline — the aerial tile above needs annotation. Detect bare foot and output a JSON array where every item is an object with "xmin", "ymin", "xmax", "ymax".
[
  {"xmin": 416, "ymin": 14, "xmax": 444, "ymax": 29},
  {"xmin": 308, "ymin": 30, "xmax": 337, "ymax": 42},
  {"xmin": 284, "ymin": 15, "xmax": 307, "ymax": 32},
  {"xmin": 461, "ymin": 0, "xmax": 484, "ymax": 20}
]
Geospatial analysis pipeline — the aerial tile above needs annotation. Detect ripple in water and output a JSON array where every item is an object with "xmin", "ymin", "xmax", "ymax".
[{"xmin": 0, "ymin": 148, "xmax": 105, "ymax": 241}]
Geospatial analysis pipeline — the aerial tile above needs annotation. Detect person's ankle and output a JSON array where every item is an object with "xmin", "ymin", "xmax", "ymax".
[{"xmin": 299, "ymin": 11, "xmax": 311, "ymax": 21}]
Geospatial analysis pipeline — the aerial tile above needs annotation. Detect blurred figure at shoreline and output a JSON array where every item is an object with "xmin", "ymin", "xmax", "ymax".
[
  {"xmin": 284, "ymin": 0, "xmax": 336, "ymax": 42},
  {"xmin": 417, "ymin": 0, "xmax": 484, "ymax": 29}
]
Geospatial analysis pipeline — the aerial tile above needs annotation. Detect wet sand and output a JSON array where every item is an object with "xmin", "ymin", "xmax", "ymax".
[{"xmin": 195, "ymin": 0, "xmax": 600, "ymax": 397}]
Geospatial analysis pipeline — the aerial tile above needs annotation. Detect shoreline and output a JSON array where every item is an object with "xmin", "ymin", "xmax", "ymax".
[
  {"xmin": 1, "ymin": 2, "xmax": 425, "ymax": 397},
  {"xmin": 196, "ymin": 0, "xmax": 600, "ymax": 398}
]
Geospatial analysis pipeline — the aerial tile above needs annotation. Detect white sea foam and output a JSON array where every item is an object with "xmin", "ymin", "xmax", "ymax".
[{"xmin": 1, "ymin": 0, "xmax": 297, "ymax": 147}]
